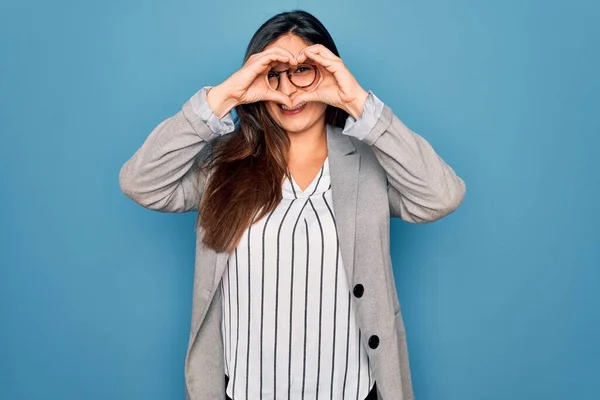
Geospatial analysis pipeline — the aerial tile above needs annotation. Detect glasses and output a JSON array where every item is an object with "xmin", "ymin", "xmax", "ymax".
[{"xmin": 267, "ymin": 64, "xmax": 318, "ymax": 91}]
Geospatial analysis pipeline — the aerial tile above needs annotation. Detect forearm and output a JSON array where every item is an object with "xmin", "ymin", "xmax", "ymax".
[
  {"xmin": 344, "ymin": 88, "xmax": 370, "ymax": 120},
  {"xmin": 205, "ymin": 84, "xmax": 239, "ymax": 119},
  {"xmin": 364, "ymin": 105, "xmax": 466, "ymax": 222},
  {"xmin": 118, "ymin": 99, "xmax": 217, "ymax": 212}
]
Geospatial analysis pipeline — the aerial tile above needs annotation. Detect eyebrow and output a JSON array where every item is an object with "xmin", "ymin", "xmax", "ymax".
[
  {"xmin": 270, "ymin": 63, "xmax": 313, "ymax": 73},
  {"xmin": 269, "ymin": 66, "xmax": 291, "ymax": 74}
]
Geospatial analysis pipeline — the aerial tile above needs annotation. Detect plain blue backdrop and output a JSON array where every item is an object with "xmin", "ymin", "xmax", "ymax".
[{"xmin": 1, "ymin": 0, "xmax": 598, "ymax": 399}]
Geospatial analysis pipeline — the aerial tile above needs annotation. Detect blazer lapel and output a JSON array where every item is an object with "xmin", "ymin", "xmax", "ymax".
[
  {"xmin": 213, "ymin": 251, "xmax": 229, "ymax": 291},
  {"xmin": 327, "ymin": 124, "xmax": 360, "ymax": 287}
]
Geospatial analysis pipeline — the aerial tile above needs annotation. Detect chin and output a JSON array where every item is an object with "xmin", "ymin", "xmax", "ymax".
[{"xmin": 279, "ymin": 120, "xmax": 314, "ymax": 134}]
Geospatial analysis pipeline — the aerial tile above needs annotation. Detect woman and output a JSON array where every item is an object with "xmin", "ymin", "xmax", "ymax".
[{"xmin": 119, "ymin": 10, "xmax": 465, "ymax": 400}]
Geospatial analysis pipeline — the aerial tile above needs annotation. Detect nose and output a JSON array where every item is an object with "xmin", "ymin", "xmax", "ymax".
[{"xmin": 278, "ymin": 72, "xmax": 298, "ymax": 96}]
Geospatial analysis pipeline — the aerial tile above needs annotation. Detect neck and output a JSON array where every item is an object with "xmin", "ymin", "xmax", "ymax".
[{"xmin": 286, "ymin": 120, "xmax": 328, "ymax": 163}]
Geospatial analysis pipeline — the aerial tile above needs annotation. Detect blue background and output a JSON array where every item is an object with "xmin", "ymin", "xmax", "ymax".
[{"xmin": 1, "ymin": 0, "xmax": 598, "ymax": 399}]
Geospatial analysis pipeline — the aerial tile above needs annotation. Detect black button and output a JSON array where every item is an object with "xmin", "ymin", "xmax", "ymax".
[
  {"xmin": 368, "ymin": 335, "xmax": 380, "ymax": 349},
  {"xmin": 353, "ymin": 284, "xmax": 364, "ymax": 298}
]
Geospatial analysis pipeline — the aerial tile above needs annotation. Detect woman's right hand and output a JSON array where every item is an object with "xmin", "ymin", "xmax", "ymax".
[{"xmin": 206, "ymin": 47, "xmax": 297, "ymax": 118}]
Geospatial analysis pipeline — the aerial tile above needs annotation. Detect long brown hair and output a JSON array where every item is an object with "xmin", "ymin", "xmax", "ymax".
[{"xmin": 197, "ymin": 10, "xmax": 349, "ymax": 253}]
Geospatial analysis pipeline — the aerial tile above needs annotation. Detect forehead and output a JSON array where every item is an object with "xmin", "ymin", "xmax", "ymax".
[{"xmin": 263, "ymin": 34, "xmax": 311, "ymax": 57}]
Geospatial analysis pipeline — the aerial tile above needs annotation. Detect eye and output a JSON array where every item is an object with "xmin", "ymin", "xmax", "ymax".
[{"xmin": 267, "ymin": 71, "xmax": 279, "ymax": 79}]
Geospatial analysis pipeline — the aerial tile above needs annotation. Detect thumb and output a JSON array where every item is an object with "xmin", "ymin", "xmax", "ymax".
[
  {"xmin": 264, "ymin": 90, "xmax": 293, "ymax": 109},
  {"xmin": 290, "ymin": 91, "xmax": 319, "ymax": 108}
]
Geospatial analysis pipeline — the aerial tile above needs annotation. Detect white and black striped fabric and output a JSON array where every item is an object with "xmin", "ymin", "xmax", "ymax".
[{"xmin": 220, "ymin": 156, "xmax": 375, "ymax": 400}]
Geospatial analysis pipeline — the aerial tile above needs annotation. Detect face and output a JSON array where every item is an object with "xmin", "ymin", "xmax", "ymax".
[{"xmin": 263, "ymin": 34, "xmax": 328, "ymax": 135}]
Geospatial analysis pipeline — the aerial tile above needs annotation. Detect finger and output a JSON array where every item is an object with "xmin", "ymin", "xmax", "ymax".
[
  {"xmin": 253, "ymin": 48, "xmax": 298, "ymax": 67},
  {"xmin": 305, "ymin": 50, "xmax": 341, "ymax": 69},
  {"xmin": 302, "ymin": 49, "xmax": 341, "ymax": 72},
  {"xmin": 294, "ymin": 51, "xmax": 309, "ymax": 64},
  {"xmin": 295, "ymin": 47, "xmax": 316, "ymax": 64},
  {"xmin": 297, "ymin": 45, "xmax": 339, "ymax": 64},
  {"xmin": 290, "ymin": 91, "xmax": 321, "ymax": 107},
  {"xmin": 307, "ymin": 44, "xmax": 339, "ymax": 60},
  {"xmin": 248, "ymin": 47, "xmax": 295, "ymax": 61},
  {"xmin": 250, "ymin": 52, "xmax": 293, "ymax": 75},
  {"xmin": 265, "ymin": 46, "xmax": 298, "ymax": 63},
  {"xmin": 246, "ymin": 52, "xmax": 287, "ymax": 71},
  {"xmin": 255, "ymin": 50, "xmax": 303, "ymax": 74},
  {"xmin": 263, "ymin": 90, "xmax": 293, "ymax": 108},
  {"xmin": 258, "ymin": 51, "xmax": 291, "ymax": 65}
]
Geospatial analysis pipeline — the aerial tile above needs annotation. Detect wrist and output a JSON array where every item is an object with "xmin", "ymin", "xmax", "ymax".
[
  {"xmin": 345, "ymin": 88, "xmax": 369, "ymax": 120},
  {"xmin": 206, "ymin": 84, "xmax": 239, "ymax": 119}
]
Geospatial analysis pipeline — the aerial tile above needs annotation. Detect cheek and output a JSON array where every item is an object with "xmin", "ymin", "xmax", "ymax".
[
  {"xmin": 309, "ymin": 103, "xmax": 328, "ymax": 118},
  {"xmin": 266, "ymin": 102, "xmax": 280, "ymax": 119}
]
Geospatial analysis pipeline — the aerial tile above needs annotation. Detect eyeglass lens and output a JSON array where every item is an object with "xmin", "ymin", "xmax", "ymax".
[{"xmin": 267, "ymin": 64, "xmax": 317, "ymax": 91}]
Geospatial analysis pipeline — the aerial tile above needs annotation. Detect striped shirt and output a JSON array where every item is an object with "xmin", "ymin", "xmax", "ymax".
[{"xmin": 219, "ymin": 156, "xmax": 375, "ymax": 400}]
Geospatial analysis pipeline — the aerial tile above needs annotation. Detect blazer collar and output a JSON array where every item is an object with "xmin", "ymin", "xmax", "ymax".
[{"xmin": 326, "ymin": 122, "xmax": 356, "ymax": 156}]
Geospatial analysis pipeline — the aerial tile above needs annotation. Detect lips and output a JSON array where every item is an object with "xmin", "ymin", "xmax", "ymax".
[
  {"xmin": 280, "ymin": 102, "xmax": 307, "ymax": 111},
  {"xmin": 279, "ymin": 101, "xmax": 307, "ymax": 115}
]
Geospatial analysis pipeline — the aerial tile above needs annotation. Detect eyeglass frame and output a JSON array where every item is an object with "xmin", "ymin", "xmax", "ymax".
[{"xmin": 266, "ymin": 63, "xmax": 319, "ymax": 91}]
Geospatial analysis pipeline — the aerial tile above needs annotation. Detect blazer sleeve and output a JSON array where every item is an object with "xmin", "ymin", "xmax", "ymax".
[
  {"xmin": 359, "ymin": 100, "xmax": 466, "ymax": 223},
  {"xmin": 118, "ymin": 87, "xmax": 232, "ymax": 213}
]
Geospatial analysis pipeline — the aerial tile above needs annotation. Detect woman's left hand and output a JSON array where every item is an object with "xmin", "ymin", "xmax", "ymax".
[{"xmin": 291, "ymin": 44, "xmax": 369, "ymax": 120}]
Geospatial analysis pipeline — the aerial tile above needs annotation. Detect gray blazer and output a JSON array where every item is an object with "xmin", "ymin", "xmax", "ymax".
[{"xmin": 119, "ymin": 96, "xmax": 466, "ymax": 400}]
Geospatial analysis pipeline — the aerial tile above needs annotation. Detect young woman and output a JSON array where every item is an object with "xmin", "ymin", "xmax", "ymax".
[{"xmin": 119, "ymin": 10, "xmax": 465, "ymax": 400}]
